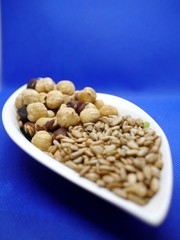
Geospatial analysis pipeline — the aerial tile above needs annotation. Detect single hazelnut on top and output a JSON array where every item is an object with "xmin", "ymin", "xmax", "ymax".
[
  {"xmin": 35, "ymin": 77, "xmax": 55, "ymax": 93},
  {"xmin": 56, "ymin": 80, "xmax": 75, "ymax": 95},
  {"xmin": 57, "ymin": 107, "xmax": 80, "ymax": 128},
  {"xmin": 78, "ymin": 87, "xmax": 96, "ymax": 103},
  {"xmin": 45, "ymin": 90, "xmax": 64, "ymax": 109}
]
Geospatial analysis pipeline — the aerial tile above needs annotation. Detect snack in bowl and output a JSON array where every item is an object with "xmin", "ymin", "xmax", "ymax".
[{"xmin": 15, "ymin": 78, "xmax": 163, "ymax": 206}]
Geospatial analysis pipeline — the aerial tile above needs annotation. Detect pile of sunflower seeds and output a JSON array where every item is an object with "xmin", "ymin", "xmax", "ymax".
[{"xmin": 47, "ymin": 114, "xmax": 162, "ymax": 205}]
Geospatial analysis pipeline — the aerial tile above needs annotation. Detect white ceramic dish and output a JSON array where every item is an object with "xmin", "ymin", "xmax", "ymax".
[{"xmin": 2, "ymin": 85, "xmax": 173, "ymax": 226}]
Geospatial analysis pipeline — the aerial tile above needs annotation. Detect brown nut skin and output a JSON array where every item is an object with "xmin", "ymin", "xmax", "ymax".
[
  {"xmin": 23, "ymin": 122, "xmax": 36, "ymax": 137},
  {"xmin": 57, "ymin": 107, "xmax": 80, "ymax": 128},
  {"xmin": 52, "ymin": 128, "xmax": 68, "ymax": 140},
  {"xmin": 27, "ymin": 102, "xmax": 48, "ymax": 122},
  {"xmin": 56, "ymin": 80, "xmax": 75, "ymax": 95},
  {"xmin": 31, "ymin": 131, "xmax": 52, "ymax": 151},
  {"xmin": 35, "ymin": 77, "xmax": 55, "ymax": 93},
  {"xmin": 17, "ymin": 106, "xmax": 28, "ymax": 123},
  {"xmin": 66, "ymin": 101, "xmax": 89, "ymax": 115},
  {"xmin": 99, "ymin": 105, "xmax": 118, "ymax": 117},
  {"xmin": 45, "ymin": 90, "xmax": 64, "ymax": 109},
  {"xmin": 27, "ymin": 78, "xmax": 38, "ymax": 89},
  {"xmin": 78, "ymin": 87, "xmax": 97, "ymax": 103}
]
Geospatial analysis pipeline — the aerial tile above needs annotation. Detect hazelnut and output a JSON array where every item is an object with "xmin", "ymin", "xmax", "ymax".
[
  {"xmin": 80, "ymin": 108, "xmax": 100, "ymax": 123},
  {"xmin": 76, "ymin": 102, "xmax": 88, "ymax": 114},
  {"xmin": 57, "ymin": 107, "xmax": 80, "ymax": 128},
  {"xmin": 31, "ymin": 131, "xmax": 52, "ymax": 151},
  {"xmin": 94, "ymin": 99, "xmax": 104, "ymax": 109},
  {"xmin": 35, "ymin": 77, "xmax": 55, "ymax": 93},
  {"xmin": 35, "ymin": 117, "xmax": 58, "ymax": 131},
  {"xmin": 15, "ymin": 93, "xmax": 23, "ymax": 109},
  {"xmin": 73, "ymin": 91, "xmax": 79, "ymax": 101},
  {"xmin": 66, "ymin": 100, "xmax": 81, "ymax": 111},
  {"xmin": 21, "ymin": 89, "xmax": 39, "ymax": 105},
  {"xmin": 17, "ymin": 106, "xmax": 28, "ymax": 123},
  {"xmin": 27, "ymin": 78, "xmax": 38, "ymax": 89},
  {"xmin": 63, "ymin": 94, "xmax": 73, "ymax": 104},
  {"xmin": 45, "ymin": 90, "xmax": 64, "ymax": 109},
  {"xmin": 99, "ymin": 105, "xmax": 118, "ymax": 117},
  {"xmin": 59, "ymin": 103, "xmax": 67, "ymax": 110},
  {"xmin": 39, "ymin": 92, "xmax": 47, "ymax": 104},
  {"xmin": 27, "ymin": 102, "xmax": 48, "ymax": 122},
  {"xmin": 56, "ymin": 80, "xmax": 75, "ymax": 95},
  {"xmin": 52, "ymin": 128, "xmax": 68, "ymax": 140},
  {"xmin": 47, "ymin": 110, "xmax": 55, "ymax": 118},
  {"xmin": 78, "ymin": 87, "xmax": 96, "ymax": 103},
  {"xmin": 23, "ymin": 122, "xmax": 36, "ymax": 137}
]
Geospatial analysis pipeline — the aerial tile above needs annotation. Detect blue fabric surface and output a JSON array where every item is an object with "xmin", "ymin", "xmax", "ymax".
[{"xmin": 1, "ymin": 1, "xmax": 180, "ymax": 239}]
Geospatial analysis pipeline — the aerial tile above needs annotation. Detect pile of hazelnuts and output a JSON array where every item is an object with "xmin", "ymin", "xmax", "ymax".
[{"xmin": 15, "ymin": 77, "xmax": 119, "ymax": 151}]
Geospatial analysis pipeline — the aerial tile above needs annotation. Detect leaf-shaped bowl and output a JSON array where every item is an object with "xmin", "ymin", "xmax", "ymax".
[{"xmin": 2, "ymin": 85, "xmax": 173, "ymax": 226}]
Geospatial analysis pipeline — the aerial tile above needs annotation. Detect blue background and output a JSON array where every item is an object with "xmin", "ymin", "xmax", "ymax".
[{"xmin": 1, "ymin": 0, "xmax": 180, "ymax": 239}]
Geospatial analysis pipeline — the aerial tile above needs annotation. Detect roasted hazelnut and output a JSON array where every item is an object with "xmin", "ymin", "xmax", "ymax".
[
  {"xmin": 45, "ymin": 90, "xmax": 64, "ymax": 109},
  {"xmin": 15, "ymin": 93, "xmax": 23, "ymax": 109},
  {"xmin": 31, "ymin": 131, "xmax": 52, "ymax": 151},
  {"xmin": 94, "ymin": 99, "xmax": 104, "ymax": 109},
  {"xmin": 39, "ymin": 92, "xmax": 47, "ymax": 104},
  {"xmin": 21, "ymin": 89, "xmax": 39, "ymax": 105},
  {"xmin": 66, "ymin": 100, "xmax": 81, "ymax": 111},
  {"xmin": 73, "ymin": 91, "xmax": 79, "ymax": 101},
  {"xmin": 56, "ymin": 80, "xmax": 75, "ymax": 95},
  {"xmin": 17, "ymin": 106, "xmax": 28, "ymax": 123},
  {"xmin": 27, "ymin": 78, "xmax": 38, "ymax": 89},
  {"xmin": 35, "ymin": 117, "xmax": 58, "ymax": 131},
  {"xmin": 80, "ymin": 108, "xmax": 100, "ymax": 123},
  {"xmin": 84, "ymin": 103, "xmax": 97, "ymax": 109},
  {"xmin": 27, "ymin": 102, "xmax": 48, "ymax": 122},
  {"xmin": 76, "ymin": 102, "xmax": 88, "ymax": 114},
  {"xmin": 78, "ymin": 87, "xmax": 96, "ymax": 103},
  {"xmin": 52, "ymin": 128, "xmax": 68, "ymax": 140},
  {"xmin": 59, "ymin": 103, "xmax": 67, "ymax": 110},
  {"xmin": 35, "ymin": 77, "xmax": 55, "ymax": 93},
  {"xmin": 47, "ymin": 110, "xmax": 55, "ymax": 118},
  {"xmin": 63, "ymin": 94, "xmax": 72, "ymax": 104},
  {"xmin": 57, "ymin": 107, "xmax": 80, "ymax": 128},
  {"xmin": 99, "ymin": 105, "xmax": 118, "ymax": 117},
  {"xmin": 23, "ymin": 122, "xmax": 36, "ymax": 137}
]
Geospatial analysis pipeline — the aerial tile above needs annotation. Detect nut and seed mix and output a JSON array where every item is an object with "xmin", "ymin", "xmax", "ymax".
[{"xmin": 16, "ymin": 78, "xmax": 163, "ymax": 205}]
